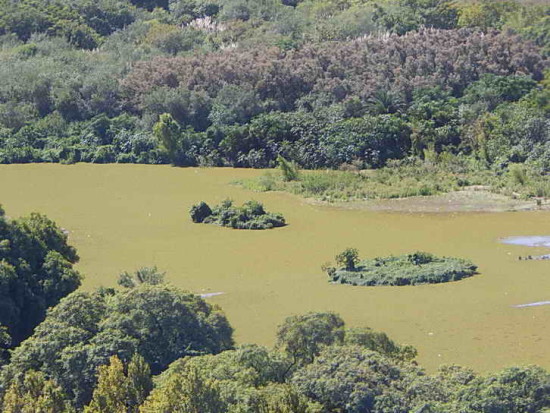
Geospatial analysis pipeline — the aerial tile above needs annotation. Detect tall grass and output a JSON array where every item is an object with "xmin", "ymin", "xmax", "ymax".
[{"xmin": 239, "ymin": 156, "xmax": 549, "ymax": 203}]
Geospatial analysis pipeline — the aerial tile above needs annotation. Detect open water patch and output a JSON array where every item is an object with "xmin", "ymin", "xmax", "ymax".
[
  {"xmin": 501, "ymin": 236, "xmax": 550, "ymax": 248},
  {"xmin": 513, "ymin": 301, "xmax": 550, "ymax": 308}
]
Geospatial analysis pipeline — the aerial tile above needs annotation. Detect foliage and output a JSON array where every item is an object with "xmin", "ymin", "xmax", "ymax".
[
  {"xmin": 291, "ymin": 345, "xmax": 422, "ymax": 412},
  {"xmin": 335, "ymin": 248, "xmax": 359, "ymax": 271},
  {"xmin": 190, "ymin": 199, "xmax": 286, "ymax": 229},
  {"xmin": 1, "ymin": 370, "xmax": 72, "ymax": 413},
  {"xmin": 0, "ymin": 0, "xmax": 546, "ymax": 183},
  {"xmin": 277, "ymin": 155, "xmax": 300, "ymax": 181},
  {"xmin": 328, "ymin": 251, "xmax": 478, "ymax": 286},
  {"xmin": 241, "ymin": 154, "xmax": 550, "ymax": 202},
  {"xmin": 344, "ymin": 327, "xmax": 417, "ymax": 362},
  {"xmin": 0, "ymin": 210, "xmax": 81, "ymax": 350},
  {"xmin": 84, "ymin": 355, "xmax": 152, "ymax": 413},
  {"xmin": 276, "ymin": 312, "xmax": 345, "ymax": 367},
  {"xmin": 118, "ymin": 266, "xmax": 166, "ymax": 288},
  {"xmin": 189, "ymin": 201, "xmax": 213, "ymax": 223},
  {"xmin": 1, "ymin": 283, "xmax": 233, "ymax": 406},
  {"xmin": 141, "ymin": 344, "xmax": 314, "ymax": 412}
]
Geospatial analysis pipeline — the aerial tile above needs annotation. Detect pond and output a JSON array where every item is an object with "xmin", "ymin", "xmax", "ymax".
[{"xmin": 1, "ymin": 163, "xmax": 549, "ymax": 373}]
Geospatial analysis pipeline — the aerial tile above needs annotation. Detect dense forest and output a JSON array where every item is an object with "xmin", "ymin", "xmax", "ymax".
[
  {"xmin": 0, "ymin": 0, "xmax": 548, "ymax": 186},
  {"xmin": 1, "ymin": 209, "xmax": 550, "ymax": 412}
]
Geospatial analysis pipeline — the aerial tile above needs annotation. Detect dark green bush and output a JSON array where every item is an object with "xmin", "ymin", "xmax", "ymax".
[{"xmin": 190, "ymin": 199, "xmax": 286, "ymax": 230}]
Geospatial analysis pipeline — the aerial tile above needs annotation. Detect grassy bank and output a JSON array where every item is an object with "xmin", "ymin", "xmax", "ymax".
[{"xmin": 238, "ymin": 157, "xmax": 550, "ymax": 203}]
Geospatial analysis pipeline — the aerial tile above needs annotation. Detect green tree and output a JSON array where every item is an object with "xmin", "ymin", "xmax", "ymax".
[
  {"xmin": 140, "ymin": 365, "xmax": 227, "ymax": 413},
  {"xmin": 336, "ymin": 248, "xmax": 359, "ymax": 270},
  {"xmin": 189, "ymin": 202, "xmax": 213, "ymax": 223},
  {"xmin": 291, "ymin": 345, "xmax": 419, "ymax": 413},
  {"xmin": 344, "ymin": 327, "xmax": 417, "ymax": 362},
  {"xmin": 277, "ymin": 155, "xmax": 300, "ymax": 181},
  {"xmin": 3, "ymin": 284, "xmax": 233, "ymax": 407},
  {"xmin": 118, "ymin": 267, "xmax": 165, "ymax": 289},
  {"xmin": 85, "ymin": 354, "xmax": 152, "ymax": 413},
  {"xmin": 153, "ymin": 113, "xmax": 181, "ymax": 162},
  {"xmin": 1, "ymin": 370, "xmax": 72, "ymax": 413},
  {"xmin": 0, "ymin": 211, "xmax": 81, "ymax": 347},
  {"xmin": 276, "ymin": 312, "xmax": 345, "ymax": 369}
]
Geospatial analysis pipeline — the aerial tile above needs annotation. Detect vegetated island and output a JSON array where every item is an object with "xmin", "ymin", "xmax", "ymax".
[
  {"xmin": 190, "ymin": 199, "xmax": 285, "ymax": 230},
  {"xmin": 324, "ymin": 249, "xmax": 478, "ymax": 286}
]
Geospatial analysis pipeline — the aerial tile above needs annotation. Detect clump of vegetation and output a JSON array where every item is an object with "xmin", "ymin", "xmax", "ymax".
[
  {"xmin": 325, "ymin": 250, "xmax": 478, "ymax": 286},
  {"xmin": 0, "ymin": 207, "xmax": 81, "ymax": 357},
  {"xmin": 335, "ymin": 247, "xmax": 360, "ymax": 270},
  {"xmin": 241, "ymin": 155, "xmax": 550, "ymax": 202},
  {"xmin": 277, "ymin": 155, "xmax": 300, "ymax": 182},
  {"xmin": 190, "ymin": 199, "xmax": 286, "ymax": 230}
]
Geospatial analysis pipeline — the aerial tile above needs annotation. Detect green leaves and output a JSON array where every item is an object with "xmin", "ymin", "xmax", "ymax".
[
  {"xmin": 190, "ymin": 199, "xmax": 286, "ymax": 229},
  {"xmin": 85, "ymin": 355, "xmax": 152, "ymax": 413},
  {"xmin": 276, "ymin": 312, "xmax": 345, "ymax": 367},
  {"xmin": 3, "ymin": 284, "xmax": 233, "ymax": 406},
  {"xmin": 0, "ymin": 211, "xmax": 81, "ymax": 347}
]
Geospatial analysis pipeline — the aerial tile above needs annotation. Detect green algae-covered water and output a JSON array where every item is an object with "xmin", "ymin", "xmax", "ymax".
[{"xmin": 1, "ymin": 163, "xmax": 549, "ymax": 372}]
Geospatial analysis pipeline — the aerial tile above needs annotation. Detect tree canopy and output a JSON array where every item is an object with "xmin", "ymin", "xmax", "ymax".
[{"xmin": 0, "ymin": 208, "xmax": 81, "ymax": 353}]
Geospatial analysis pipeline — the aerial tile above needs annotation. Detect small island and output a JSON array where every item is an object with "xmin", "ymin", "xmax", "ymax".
[
  {"xmin": 324, "ymin": 249, "xmax": 477, "ymax": 286},
  {"xmin": 190, "ymin": 199, "xmax": 286, "ymax": 230}
]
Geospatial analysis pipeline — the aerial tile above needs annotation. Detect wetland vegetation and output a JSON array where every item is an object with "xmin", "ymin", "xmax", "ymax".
[
  {"xmin": 241, "ymin": 156, "xmax": 550, "ymax": 203},
  {"xmin": 325, "ymin": 249, "xmax": 478, "ymax": 286},
  {"xmin": 190, "ymin": 199, "xmax": 286, "ymax": 229},
  {"xmin": 0, "ymin": 0, "xmax": 549, "ymax": 410}
]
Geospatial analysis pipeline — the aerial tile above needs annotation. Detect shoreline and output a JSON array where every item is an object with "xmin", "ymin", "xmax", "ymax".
[{"xmin": 305, "ymin": 188, "xmax": 550, "ymax": 214}]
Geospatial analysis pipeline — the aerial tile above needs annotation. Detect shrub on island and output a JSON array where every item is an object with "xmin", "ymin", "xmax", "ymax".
[
  {"xmin": 190, "ymin": 199, "xmax": 286, "ymax": 230},
  {"xmin": 325, "ymin": 249, "xmax": 477, "ymax": 286}
]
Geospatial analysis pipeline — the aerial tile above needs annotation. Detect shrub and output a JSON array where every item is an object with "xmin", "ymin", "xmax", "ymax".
[
  {"xmin": 328, "ymin": 252, "xmax": 477, "ymax": 286},
  {"xmin": 190, "ymin": 200, "xmax": 285, "ymax": 229},
  {"xmin": 277, "ymin": 155, "xmax": 300, "ymax": 181},
  {"xmin": 189, "ymin": 201, "xmax": 213, "ymax": 223}
]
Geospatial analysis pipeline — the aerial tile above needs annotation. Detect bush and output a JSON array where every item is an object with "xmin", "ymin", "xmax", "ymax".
[
  {"xmin": 328, "ymin": 252, "xmax": 477, "ymax": 286},
  {"xmin": 189, "ymin": 200, "xmax": 286, "ymax": 230},
  {"xmin": 189, "ymin": 201, "xmax": 213, "ymax": 223}
]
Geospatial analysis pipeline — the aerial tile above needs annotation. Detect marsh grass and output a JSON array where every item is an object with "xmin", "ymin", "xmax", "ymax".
[{"xmin": 238, "ymin": 157, "xmax": 549, "ymax": 202}]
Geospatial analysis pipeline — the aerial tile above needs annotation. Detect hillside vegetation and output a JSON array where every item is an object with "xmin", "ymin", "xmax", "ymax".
[{"xmin": 0, "ymin": 0, "xmax": 547, "ymax": 194}]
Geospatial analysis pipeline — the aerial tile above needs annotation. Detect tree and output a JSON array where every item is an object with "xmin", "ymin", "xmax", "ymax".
[
  {"xmin": 457, "ymin": 366, "xmax": 550, "ymax": 412},
  {"xmin": 189, "ymin": 202, "xmax": 213, "ymax": 223},
  {"xmin": 85, "ymin": 355, "xmax": 152, "ymax": 413},
  {"xmin": 275, "ymin": 312, "xmax": 345, "ymax": 369},
  {"xmin": 336, "ymin": 248, "xmax": 359, "ymax": 271},
  {"xmin": 277, "ymin": 155, "xmax": 300, "ymax": 181},
  {"xmin": 153, "ymin": 113, "xmax": 181, "ymax": 162},
  {"xmin": 344, "ymin": 327, "xmax": 417, "ymax": 362},
  {"xmin": 0, "ymin": 211, "xmax": 81, "ymax": 347},
  {"xmin": 3, "ymin": 284, "xmax": 233, "ymax": 407},
  {"xmin": 140, "ymin": 344, "xmax": 313, "ymax": 412},
  {"xmin": 85, "ymin": 356, "xmax": 128, "ymax": 413},
  {"xmin": 118, "ymin": 267, "xmax": 165, "ymax": 288},
  {"xmin": 291, "ymin": 345, "xmax": 419, "ymax": 413},
  {"xmin": 140, "ymin": 365, "xmax": 227, "ymax": 413},
  {"xmin": 1, "ymin": 371, "xmax": 72, "ymax": 413}
]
